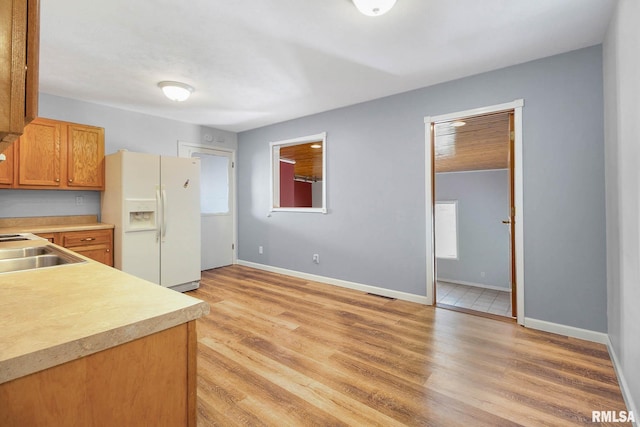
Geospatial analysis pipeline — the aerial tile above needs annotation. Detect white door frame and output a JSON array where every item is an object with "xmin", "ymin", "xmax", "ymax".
[
  {"xmin": 424, "ymin": 99, "xmax": 525, "ymax": 325},
  {"xmin": 178, "ymin": 141, "xmax": 237, "ymax": 265}
]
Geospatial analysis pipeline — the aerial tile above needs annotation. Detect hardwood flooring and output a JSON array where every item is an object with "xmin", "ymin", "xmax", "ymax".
[{"xmin": 187, "ymin": 265, "xmax": 628, "ymax": 426}]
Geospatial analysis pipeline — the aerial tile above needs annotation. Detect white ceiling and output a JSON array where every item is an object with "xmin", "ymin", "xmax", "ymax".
[{"xmin": 39, "ymin": 0, "xmax": 614, "ymax": 133}]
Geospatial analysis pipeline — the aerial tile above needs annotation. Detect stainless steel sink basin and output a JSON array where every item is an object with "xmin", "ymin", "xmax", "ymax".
[
  {"xmin": 0, "ymin": 246, "xmax": 49, "ymax": 260},
  {"xmin": 0, "ymin": 233, "xmax": 43, "ymax": 243},
  {"xmin": 0, "ymin": 236, "xmax": 30, "ymax": 242},
  {"xmin": 0, "ymin": 245, "xmax": 86, "ymax": 274}
]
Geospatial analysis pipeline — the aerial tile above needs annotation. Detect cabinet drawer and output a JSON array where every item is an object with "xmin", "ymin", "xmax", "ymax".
[
  {"xmin": 35, "ymin": 232, "xmax": 56, "ymax": 243},
  {"xmin": 61, "ymin": 230, "xmax": 111, "ymax": 247}
]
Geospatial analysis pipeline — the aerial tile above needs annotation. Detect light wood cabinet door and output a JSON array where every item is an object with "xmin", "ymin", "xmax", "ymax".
[
  {"xmin": 71, "ymin": 246, "xmax": 113, "ymax": 266},
  {"xmin": 16, "ymin": 118, "xmax": 64, "ymax": 188},
  {"xmin": 11, "ymin": 118, "xmax": 104, "ymax": 190},
  {"xmin": 67, "ymin": 124, "xmax": 104, "ymax": 189},
  {"xmin": 0, "ymin": 0, "xmax": 40, "ymax": 150},
  {"xmin": 0, "ymin": 144, "xmax": 14, "ymax": 187}
]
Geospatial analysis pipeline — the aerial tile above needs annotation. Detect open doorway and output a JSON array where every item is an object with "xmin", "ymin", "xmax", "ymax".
[
  {"xmin": 434, "ymin": 111, "xmax": 513, "ymax": 319},
  {"xmin": 425, "ymin": 100, "xmax": 524, "ymax": 324}
]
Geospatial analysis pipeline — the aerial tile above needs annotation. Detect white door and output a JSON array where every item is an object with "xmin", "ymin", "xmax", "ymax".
[{"xmin": 178, "ymin": 143, "xmax": 235, "ymax": 270}]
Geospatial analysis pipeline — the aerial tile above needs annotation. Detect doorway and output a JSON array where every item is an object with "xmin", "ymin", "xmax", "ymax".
[
  {"xmin": 425, "ymin": 100, "xmax": 524, "ymax": 324},
  {"xmin": 179, "ymin": 142, "xmax": 236, "ymax": 270}
]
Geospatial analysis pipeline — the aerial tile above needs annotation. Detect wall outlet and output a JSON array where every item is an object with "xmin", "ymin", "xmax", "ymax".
[
  {"xmin": 480, "ymin": 271, "xmax": 486, "ymax": 278},
  {"xmin": 75, "ymin": 196, "xmax": 84, "ymax": 206},
  {"xmin": 259, "ymin": 246, "xmax": 263, "ymax": 254},
  {"xmin": 313, "ymin": 254, "xmax": 320, "ymax": 264}
]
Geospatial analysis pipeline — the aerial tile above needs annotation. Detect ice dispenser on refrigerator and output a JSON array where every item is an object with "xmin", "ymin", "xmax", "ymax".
[{"xmin": 125, "ymin": 199, "xmax": 157, "ymax": 232}]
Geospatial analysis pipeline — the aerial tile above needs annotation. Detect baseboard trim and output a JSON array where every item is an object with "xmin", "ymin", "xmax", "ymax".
[
  {"xmin": 607, "ymin": 338, "xmax": 639, "ymax": 423},
  {"xmin": 235, "ymin": 262, "xmax": 609, "ymax": 344},
  {"xmin": 237, "ymin": 260, "xmax": 430, "ymax": 305},
  {"xmin": 524, "ymin": 317, "xmax": 608, "ymax": 344},
  {"xmin": 437, "ymin": 278, "xmax": 511, "ymax": 292}
]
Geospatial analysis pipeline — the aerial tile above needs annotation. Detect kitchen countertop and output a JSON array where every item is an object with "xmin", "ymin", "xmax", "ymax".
[
  {"xmin": 0, "ymin": 222, "xmax": 113, "ymax": 234},
  {"xmin": 0, "ymin": 238, "xmax": 209, "ymax": 384},
  {"xmin": 0, "ymin": 215, "xmax": 114, "ymax": 234}
]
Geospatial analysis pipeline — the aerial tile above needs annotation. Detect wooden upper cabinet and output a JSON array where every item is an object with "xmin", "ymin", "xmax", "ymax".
[
  {"xmin": 14, "ymin": 118, "xmax": 105, "ymax": 190},
  {"xmin": 0, "ymin": 144, "xmax": 14, "ymax": 187},
  {"xmin": 67, "ymin": 124, "xmax": 105, "ymax": 189},
  {"xmin": 0, "ymin": 0, "xmax": 40, "ymax": 152},
  {"xmin": 17, "ymin": 118, "xmax": 63, "ymax": 187}
]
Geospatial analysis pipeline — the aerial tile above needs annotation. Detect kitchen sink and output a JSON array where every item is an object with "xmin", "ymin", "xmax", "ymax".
[
  {"xmin": 0, "ymin": 233, "xmax": 42, "ymax": 243},
  {"xmin": 0, "ymin": 245, "xmax": 86, "ymax": 274},
  {"xmin": 0, "ymin": 235, "xmax": 30, "ymax": 242},
  {"xmin": 0, "ymin": 246, "xmax": 49, "ymax": 260}
]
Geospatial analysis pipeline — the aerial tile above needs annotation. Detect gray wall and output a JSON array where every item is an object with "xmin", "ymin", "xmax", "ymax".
[
  {"xmin": 238, "ymin": 45, "xmax": 607, "ymax": 332},
  {"xmin": 0, "ymin": 94, "xmax": 236, "ymax": 219},
  {"xmin": 604, "ymin": 0, "xmax": 639, "ymax": 415},
  {"xmin": 435, "ymin": 170, "xmax": 510, "ymax": 290}
]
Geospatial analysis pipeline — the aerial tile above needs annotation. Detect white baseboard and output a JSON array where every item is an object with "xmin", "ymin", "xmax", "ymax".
[
  {"xmin": 607, "ymin": 338, "xmax": 639, "ymax": 424},
  {"xmin": 524, "ymin": 317, "xmax": 608, "ymax": 344},
  {"xmin": 237, "ymin": 260, "xmax": 430, "ymax": 305},
  {"xmin": 437, "ymin": 278, "xmax": 511, "ymax": 292}
]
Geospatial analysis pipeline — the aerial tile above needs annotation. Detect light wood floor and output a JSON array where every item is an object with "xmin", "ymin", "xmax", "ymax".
[{"xmin": 187, "ymin": 265, "xmax": 628, "ymax": 426}]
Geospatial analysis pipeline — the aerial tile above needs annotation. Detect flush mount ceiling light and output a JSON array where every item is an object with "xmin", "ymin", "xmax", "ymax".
[
  {"xmin": 158, "ymin": 81, "xmax": 194, "ymax": 102},
  {"xmin": 451, "ymin": 120, "xmax": 466, "ymax": 127},
  {"xmin": 352, "ymin": 0, "xmax": 397, "ymax": 16},
  {"xmin": 310, "ymin": 143, "xmax": 322, "ymax": 149}
]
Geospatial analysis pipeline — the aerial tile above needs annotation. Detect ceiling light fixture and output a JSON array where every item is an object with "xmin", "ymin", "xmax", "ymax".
[
  {"xmin": 352, "ymin": 0, "xmax": 397, "ymax": 16},
  {"xmin": 310, "ymin": 143, "xmax": 322, "ymax": 149},
  {"xmin": 451, "ymin": 120, "xmax": 466, "ymax": 127},
  {"xmin": 158, "ymin": 81, "xmax": 194, "ymax": 102}
]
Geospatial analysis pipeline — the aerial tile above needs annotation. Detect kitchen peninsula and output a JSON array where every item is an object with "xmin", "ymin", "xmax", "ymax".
[{"xmin": 0, "ymin": 236, "xmax": 209, "ymax": 426}]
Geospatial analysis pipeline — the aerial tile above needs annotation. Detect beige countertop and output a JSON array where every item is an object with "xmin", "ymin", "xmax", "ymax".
[
  {"xmin": 0, "ymin": 215, "xmax": 113, "ymax": 234},
  {"xmin": 0, "ymin": 239, "xmax": 209, "ymax": 384},
  {"xmin": 0, "ymin": 222, "xmax": 114, "ymax": 234}
]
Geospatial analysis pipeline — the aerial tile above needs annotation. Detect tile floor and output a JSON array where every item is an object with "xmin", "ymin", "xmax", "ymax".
[{"xmin": 436, "ymin": 281, "xmax": 513, "ymax": 317}]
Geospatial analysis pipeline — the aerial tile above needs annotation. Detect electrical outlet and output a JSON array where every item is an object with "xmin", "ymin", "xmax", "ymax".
[
  {"xmin": 480, "ymin": 271, "xmax": 486, "ymax": 278},
  {"xmin": 312, "ymin": 254, "xmax": 320, "ymax": 264},
  {"xmin": 75, "ymin": 196, "xmax": 84, "ymax": 206},
  {"xmin": 259, "ymin": 246, "xmax": 263, "ymax": 254}
]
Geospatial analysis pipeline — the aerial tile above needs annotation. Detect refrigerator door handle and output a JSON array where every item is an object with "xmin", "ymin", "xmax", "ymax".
[
  {"xmin": 162, "ymin": 188, "xmax": 168, "ymax": 240},
  {"xmin": 156, "ymin": 188, "xmax": 162, "ymax": 242}
]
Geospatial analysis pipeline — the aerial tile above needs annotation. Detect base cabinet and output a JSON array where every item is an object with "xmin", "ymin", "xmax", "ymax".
[
  {"xmin": 0, "ymin": 322, "xmax": 197, "ymax": 427},
  {"xmin": 36, "ymin": 229, "xmax": 113, "ymax": 266},
  {"xmin": 60, "ymin": 229, "xmax": 113, "ymax": 266}
]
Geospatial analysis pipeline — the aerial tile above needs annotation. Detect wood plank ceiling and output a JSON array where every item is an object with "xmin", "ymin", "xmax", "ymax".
[
  {"xmin": 280, "ymin": 141, "xmax": 323, "ymax": 181},
  {"xmin": 434, "ymin": 111, "xmax": 510, "ymax": 173}
]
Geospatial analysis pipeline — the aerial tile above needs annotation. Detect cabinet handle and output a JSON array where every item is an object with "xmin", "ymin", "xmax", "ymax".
[
  {"xmin": 68, "ymin": 178, "xmax": 74, "ymax": 183},
  {"xmin": 55, "ymin": 178, "xmax": 60, "ymax": 182},
  {"xmin": 106, "ymin": 249, "xmax": 110, "ymax": 252},
  {"xmin": 81, "ymin": 237, "xmax": 95, "ymax": 241}
]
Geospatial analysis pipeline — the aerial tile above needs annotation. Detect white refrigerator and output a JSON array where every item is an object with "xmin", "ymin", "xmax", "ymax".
[{"xmin": 101, "ymin": 150, "xmax": 201, "ymax": 292}]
